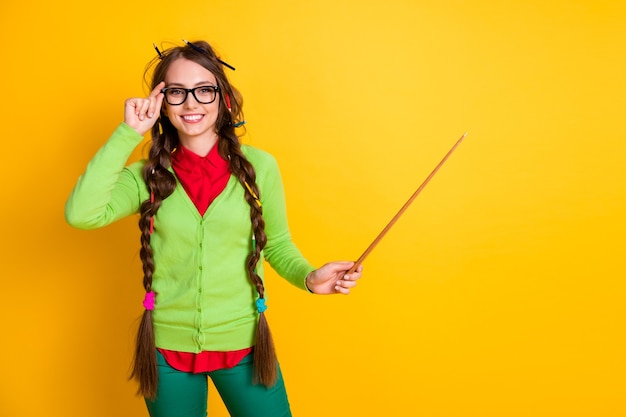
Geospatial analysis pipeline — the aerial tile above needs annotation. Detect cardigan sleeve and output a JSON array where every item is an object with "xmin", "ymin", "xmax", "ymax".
[
  {"xmin": 253, "ymin": 149, "xmax": 315, "ymax": 291},
  {"xmin": 65, "ymin": 122, "xmax": 146, "ymax": 229}
]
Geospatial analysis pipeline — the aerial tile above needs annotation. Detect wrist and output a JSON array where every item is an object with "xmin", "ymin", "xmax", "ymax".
[{"xmin": 304, "ymin": 271, "xmax": 315, "ymax": 294}]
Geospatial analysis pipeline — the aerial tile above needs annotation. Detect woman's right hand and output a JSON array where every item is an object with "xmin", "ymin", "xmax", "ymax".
[{"xmin": 124, "ymin": 81, "xmax": 165, "ymax": 136}]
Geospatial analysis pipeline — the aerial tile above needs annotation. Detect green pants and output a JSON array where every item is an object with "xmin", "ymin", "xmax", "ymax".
[{"xmin": 145, "ymin": 351, "xmax": 292, "ymax": 417}]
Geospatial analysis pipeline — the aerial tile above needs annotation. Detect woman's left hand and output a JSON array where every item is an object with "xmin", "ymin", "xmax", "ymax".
[{"xmin": 306, "ymin": 262, "xmax": 363, "ymax": 295}]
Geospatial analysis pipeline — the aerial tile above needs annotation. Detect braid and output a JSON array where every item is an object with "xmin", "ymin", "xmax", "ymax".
[
  {"xmin": 130, "ymin": 122, "xmax": 177, "ymax": 400},
  {"xmin": 220, "ymin": 132, "xmax": 278, "ymax": 387}
]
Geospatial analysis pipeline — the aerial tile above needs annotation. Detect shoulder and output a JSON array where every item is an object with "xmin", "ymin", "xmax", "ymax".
[
  {"xmin": 124, "ymin": 159, "xmax": 147, "ymax": 179},
  {"xmin": 241, "ymin": 145, "xmax": 279, "ymax": 171}
]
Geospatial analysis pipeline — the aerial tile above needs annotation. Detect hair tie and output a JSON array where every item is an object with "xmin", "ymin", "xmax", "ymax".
[
  {"xmin": 256, "ymin": 298, "xmax": 267, "ymax": 314},
  {"xmin": 143, "ymin": 291, "xmax": 155, "ymax": 311}
]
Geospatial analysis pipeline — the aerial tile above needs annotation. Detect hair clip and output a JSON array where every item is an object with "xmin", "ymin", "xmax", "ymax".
[
  {"xmin": 153, "ymin": 43, "xmax": 163, "ymax": 59},
  {"xmin": 149, "ymin": 168, "xmax": 156, "ymax": 234},
  {"xmin": 225, "ymin": 94, "xmax": 232, "ymax": 112},
  {"xmin": 225, "ymin": 94, "xmax": 247, "ymax": 127},
  {"xmin": 243, "ymin": 181, "xmax": 262, "ymax": 208},
  {"xmin": 149, "ymin": 191, "xmax": 155, "ymax": 234},
  {"xmin": 182, "ymin": 39, "xmax": 236, "ymax": 70},
  {"xmin": 182, "ymin": 39, "xmax": 205, "ymax": 53},
  {"xmin": 217, "ymin": 57, "xmax": 236, "ymax": 71}
]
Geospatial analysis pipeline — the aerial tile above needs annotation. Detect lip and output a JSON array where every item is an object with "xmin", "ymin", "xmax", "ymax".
[{"xmin": 181, "ymin": 114, "xmax": 205, "ymax": 123}]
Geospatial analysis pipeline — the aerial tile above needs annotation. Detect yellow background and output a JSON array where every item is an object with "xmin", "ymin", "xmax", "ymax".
[{"xmin": 1, "ymin": 0, "xmax": 625, "ymax": 416}]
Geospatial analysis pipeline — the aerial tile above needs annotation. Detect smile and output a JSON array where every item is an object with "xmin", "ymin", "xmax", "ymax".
[{"xmin": 182, "ymin": 114, "xmax": 204, "ymax": 122}]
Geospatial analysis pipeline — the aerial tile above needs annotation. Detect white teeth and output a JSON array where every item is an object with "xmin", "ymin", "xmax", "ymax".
[{"xmin": 183, "ymin": 115, "xmax": 203, "ymax": 122}]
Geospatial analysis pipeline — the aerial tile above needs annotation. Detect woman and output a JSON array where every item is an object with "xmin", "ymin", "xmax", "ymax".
[{"xmin": 65, "ymin": 40, "xmax": 362, "ymax": 417}]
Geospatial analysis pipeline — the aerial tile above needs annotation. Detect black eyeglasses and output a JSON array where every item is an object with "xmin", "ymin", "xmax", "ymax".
[{"xmin": 161, "ymin": 85, "xmax": 220, "ymax": 105}]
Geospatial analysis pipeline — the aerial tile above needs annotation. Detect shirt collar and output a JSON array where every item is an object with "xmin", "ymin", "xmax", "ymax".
[{"xmin": 171, "ymin": 141, "xmax": 230, "ymax": 175}]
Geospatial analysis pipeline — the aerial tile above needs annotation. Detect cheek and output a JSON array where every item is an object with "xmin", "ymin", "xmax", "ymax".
[
  {"xmin": 209, "ymin": 100, "xmax": 220, "ymax": 114},
  {"xmin": 163, "ymin": 106, "xmax": 181, "ymax": 127},
  {"xmin": 210, "ymin": 103, "xmax": 223, "ymax": 122},
  {"xmin": 164, "ymin": 104, "xmax": 174, "ymax": 119}
]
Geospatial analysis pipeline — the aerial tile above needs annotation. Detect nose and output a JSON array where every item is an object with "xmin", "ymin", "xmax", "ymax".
[{"xmin": 183, "ymin": 92, "xmax": 200, "ymax": 107}]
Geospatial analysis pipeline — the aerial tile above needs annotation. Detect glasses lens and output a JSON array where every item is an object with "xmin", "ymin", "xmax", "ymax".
[
  {"xmin": 165, "ymin": 88, "xmax": 186, "ymax": 105},
  {"xmin": 193, "ymin": 86, "xmax": 217, "ymax": 104}
]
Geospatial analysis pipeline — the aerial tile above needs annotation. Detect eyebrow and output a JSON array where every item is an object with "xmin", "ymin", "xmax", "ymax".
[{"xmin": 165, "ymin": 81, "xmax": 217, "ymax": 88}]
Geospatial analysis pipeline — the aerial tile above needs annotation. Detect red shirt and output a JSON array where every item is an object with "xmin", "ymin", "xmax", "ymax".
[
  {"xmin": 159, "ymin": 143, "xmax": 253, "ymax": 373},
  {"xmin": 170, "ymin": 143, "xmax": 231, "ymax": 215}
]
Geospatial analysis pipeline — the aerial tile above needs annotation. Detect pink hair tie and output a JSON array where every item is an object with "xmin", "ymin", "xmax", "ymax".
[{"xmin": 143, "ymin": 291, "xmax": 155, "ymax": 311}]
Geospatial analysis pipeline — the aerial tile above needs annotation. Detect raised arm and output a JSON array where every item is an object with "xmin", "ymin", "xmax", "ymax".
[{"xmin": 65, "ymin": 84, "xmax": 165, "ymax": 229}]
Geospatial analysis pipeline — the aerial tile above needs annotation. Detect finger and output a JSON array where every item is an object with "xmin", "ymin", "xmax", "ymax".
[
  {"xmin": 124, "ymin": 98, "xmax": 141, "ymax": 126},
  {"xmin": 334, "ymin": 284, "xmax": 350, "ymax": 295},
  {"xmin": 332, "ymin": 261, "xmax": 355, "ymax": 268},
  {"xmin": 148, "ymin": 94, "xmax": 163, "ymax": 119},
  {"xmin": 346, "ymin": 264, "xmax": 363, "ymax": 279},
  {"xmin": 155, "ymin": 89, "xmax": 164, "ymax": 108},
  {"xmin": 340, "ymin": 278, "xmax": 357, "ymax": 288},
  {"xmin": 149, "ymin": 81, "xmax": 166, "ymax": 98},
  {"xmin": 132, "ymin": 98, "xmax": 146, "ymax": 116},
  {"xmin": 334, "ymin": 278, "xmax": 356, "ymax": 294},
  {"xmin": 139, "ymin": 98, "xmax": 155, "ymax": 121},
  {"xmin": 136, "ymin": 99, "xmax": 147, "ymax": 120},
  {"xmin": 140, "ymin": 83, "xmax": 165, "ymax": 119},
  {"xmin": 127, "ymin": 98, "xmax": 141, "ymax": 116},
  {"xmin": 343, "ymin": 269, "xmax": 362, "ymax": 281}
]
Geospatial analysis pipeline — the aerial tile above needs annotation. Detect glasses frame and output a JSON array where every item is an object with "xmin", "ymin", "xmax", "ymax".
[{"xmin": 161, "ymin": 85, "xmax": 220, "ymax": 105}]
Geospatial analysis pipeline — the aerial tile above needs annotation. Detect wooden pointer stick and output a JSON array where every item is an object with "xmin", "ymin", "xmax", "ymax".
[{"xmin": 347, "ymin": 132, "xmax": 468, "ymax": 274}]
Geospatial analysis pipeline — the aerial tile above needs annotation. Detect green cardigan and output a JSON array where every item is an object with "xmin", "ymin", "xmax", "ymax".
[{"xmin": 65, "ymin": 123, "xmax": 314, "ymax": 352}]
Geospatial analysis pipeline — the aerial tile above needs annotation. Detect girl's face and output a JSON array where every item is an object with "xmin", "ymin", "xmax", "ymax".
[{"xmin": 163, "ymin": 58, "xmax": 221, "ymax": 147}]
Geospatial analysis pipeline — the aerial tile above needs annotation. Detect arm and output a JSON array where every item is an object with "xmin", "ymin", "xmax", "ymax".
[
  {"xmin": 258, "ymin": 152, "xmax": 363, "ymax": 295},
  {"xmin": 65, "ymin": 83, "xmax": 165, "ymax": 229},
  {"xmin": 64, "ymin": 123, "xmax": 145, "ymax": 229},
  {"xmin": 258, "ymin": 152, "xmax": 315, "ymax": 289}
]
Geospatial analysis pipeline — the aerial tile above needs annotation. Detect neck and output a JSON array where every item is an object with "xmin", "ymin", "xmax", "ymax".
[{"xmin": 179, "ymin": 134, "xmax": 219, "ymax": 157}]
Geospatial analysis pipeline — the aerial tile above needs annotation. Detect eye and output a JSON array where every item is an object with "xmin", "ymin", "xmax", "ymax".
[
  {"xmin": 198, "ymin": 86, "xmax": 215, "ymax": 94},
  {"xmin": 168, "ymin": 88, "xmax": 185, "ymax": 96}
]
